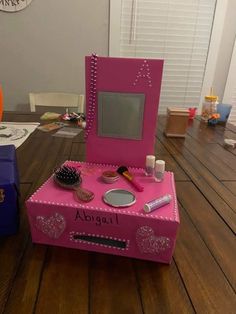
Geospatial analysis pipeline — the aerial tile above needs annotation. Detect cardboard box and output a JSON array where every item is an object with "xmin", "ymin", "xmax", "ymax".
[
  {"xmin": 26, "ymin": 56, "xmax": 180, "ymax": 263},
  {"xmin": 0, "ymin": 145, "xmax": 19, "ymax": 235},
  {"xmin": 165, "ymin": 107, "xmax": 189, "ymax": 137},
  {"xmin": 26, "ymin": 161, "xmax": 179, "ymax": 264}
]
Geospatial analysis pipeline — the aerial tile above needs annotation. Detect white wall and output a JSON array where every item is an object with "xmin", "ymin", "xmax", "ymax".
[
  {"xmin": 0, "ymin": 0, "xmax": 109, "ymax": 110},
  {"xmin": 1, "ymin": 0, "xmax": 236, "ymax": 111},
  {"xmin": 213, "ymin": 0, "xmax": 236, "ymax": 102}
]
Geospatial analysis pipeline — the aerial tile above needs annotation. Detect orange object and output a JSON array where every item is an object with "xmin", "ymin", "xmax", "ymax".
[
  {"xmin": 0, "ymin": 86, "xmax": 3, "ymax": 121},
  {"xmin": 210, "ymin": 113, "xmax": 220, "ymax": 119}
]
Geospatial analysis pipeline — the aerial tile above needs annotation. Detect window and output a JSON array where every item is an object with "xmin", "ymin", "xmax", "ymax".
[{"xmin": 109, "ymin": 0, "xmax": 217, "ymax": 114}]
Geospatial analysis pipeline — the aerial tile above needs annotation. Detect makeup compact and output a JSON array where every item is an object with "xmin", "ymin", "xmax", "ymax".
[
  {"xmin": 102, "ymin": 171, "xmax": 119, "ymax": 184},
  {"xmin": 103, "ymin": 189, "xmax": 136, "ymax": 207}
]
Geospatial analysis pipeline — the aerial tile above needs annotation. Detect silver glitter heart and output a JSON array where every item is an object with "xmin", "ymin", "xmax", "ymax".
[
  {"xmin": 35, "ymin": 212, "xmax": 66, "ymax": 239},
  {"xmin": 136, "ymin": 226, "xmax": 170, "ymax": 254}
]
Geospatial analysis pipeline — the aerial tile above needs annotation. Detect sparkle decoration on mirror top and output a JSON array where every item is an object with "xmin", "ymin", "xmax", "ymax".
[{"xmin": 133, "ymin": 59, "xmax": 153, "ymax": 87}]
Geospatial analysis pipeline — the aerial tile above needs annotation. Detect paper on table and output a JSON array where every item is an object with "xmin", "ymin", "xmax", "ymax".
[
  {"xmin": 52, "ymin": 127, "xmax": 82, "ymax": 138},
  {"xmin": 37, "ymin": 122, "xmax": 66, "ymax": 132},
  {"xmin": 0, "ymin": 122, "xmax": 40, "ymax": 148}
]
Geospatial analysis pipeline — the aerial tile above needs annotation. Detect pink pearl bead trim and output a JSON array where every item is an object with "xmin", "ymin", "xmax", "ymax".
[{"xmin": 85, "ymin": 53, "xmax": 98, "ymax": 139}]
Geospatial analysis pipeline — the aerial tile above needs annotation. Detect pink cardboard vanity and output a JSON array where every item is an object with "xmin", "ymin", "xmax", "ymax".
[
  {"xmin": 26, "ymin": 161, "xmax": 179, "ymax": 264},
  {"xmin": 26, "ymin": 55, "xmax": 180, "ymax": 263}
]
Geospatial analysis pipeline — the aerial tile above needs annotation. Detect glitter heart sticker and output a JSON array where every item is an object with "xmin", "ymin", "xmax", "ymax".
[
  {"xmin": 136, "ymin": 226, "xmax": 170, "ymax": 254},
  {"xmin": 35, "ymin": 213, "xmax": 66, "ymax": 239}
]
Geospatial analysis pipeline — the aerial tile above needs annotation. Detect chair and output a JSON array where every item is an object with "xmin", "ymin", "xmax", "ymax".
[{"xmin": 29, "ymin": 92, "xmax": 85, "ymax": 113}]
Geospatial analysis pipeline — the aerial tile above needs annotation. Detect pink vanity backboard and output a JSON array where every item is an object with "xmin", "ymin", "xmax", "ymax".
[{"xmin": 85, "ymin": 56, "xmax": 164, "ymax": 168}]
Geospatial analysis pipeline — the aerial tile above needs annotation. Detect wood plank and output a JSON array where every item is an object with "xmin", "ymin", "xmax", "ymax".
[
  {"xmin": 226, "ymin": 122, "xmax": 236, "ymax": 133},
  {"xmin": 2, "ymin": 243, "xmax": 47, "ymax": 314},
  {"xmin": 159, "ymin": 115, "xmax": 236, "ymax": 149},
  {"xmin": 155, "ymin": 140, "xmax": 190, "ymax": 181},
  {"xmin": 186, "ymin": 118, "xmax": 226, "ymax": 144},
  {"xmin": 134, "ymin": 259, "xmax": 194, "ymax": 313},
  {"xmin": 0, "ymin": 184, "xmax": 31, "ymax": 313},
  {"xmin": 70, "ymin": 142, "xmax": 86, "ymax": 162},
  {"xmin": 172, "ymin": 136, "xmax": 236, "ymax": 214},
  {"xmin": 157, "ymin": 130, "xmax": 236, "ymax": 231},
  {"xmin": 2, "ymin": 112, "xmax": 41, "ymax": 123},
  {"xmin": 207, "ymin": 143, "xmax": 236, "ymax": 172},
  {"xmin": 158, "ymin": 116, "xmax": 218, "ymax": 144},
  {"xmin": 181, "ymin": 135, "xmax": 236, "ymax": 180},
  {"xmin": 1, "ymin": 142, "xmax": 74, "ymax": 313},
  {"xmin": 174, "ymin": 204, "xmax": 236, "ymax": 313},
  {"xmin": 222, "ymin": 181, "xmax": 236, "ymax": 196},
  {"xmin": 187, "ymin": 118, "xmax": 236, "ymax": 156},
  {"xmin": 176, "ymin": 182, "xmax": 236, "ymax": 290},
  {"xmin": 35, "ymin": 248, "xmax": 89, "ymax": 314},
  {"xmin": 18, "ymin": 136, "xmax": 60, "ymax": 183},
  {"xmin": 72, "ymin": 129, "xmax": 85, "ymax": 143},
  {"xmin": 90, "ymin": 254, "xmax": 143, "ymax": 314}
]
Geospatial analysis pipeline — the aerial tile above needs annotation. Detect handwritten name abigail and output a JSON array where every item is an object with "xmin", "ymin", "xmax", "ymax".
[{"xmin": 75, "ymin": 209, "xmax": 119, "ymax": 227}]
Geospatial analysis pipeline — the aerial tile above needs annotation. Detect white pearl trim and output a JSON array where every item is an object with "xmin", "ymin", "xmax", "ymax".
[
  {"xmin": 69, "ymin": 231, "xmax": 129, "ymax": 251},
  {"xmin": 133, "ymin": 59, "xmax": 153, "ymax": 87}
]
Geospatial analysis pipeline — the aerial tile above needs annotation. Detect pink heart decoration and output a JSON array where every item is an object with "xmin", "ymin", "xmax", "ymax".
[
  {"xmin": 35, "ymin": 212, "xmax": 66, "ymax": 239},
  {"xmin": 136, "ymin": 226, "xmax": 170, "ymax": 254}
]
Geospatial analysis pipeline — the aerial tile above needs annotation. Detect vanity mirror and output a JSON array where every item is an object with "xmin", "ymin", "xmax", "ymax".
[
  {"xmin": 98, "ymin": 92, "xmax": 145, "ymax": 140},
  {"xmin": 103, "ymin": 189, "xmax": 136, "ymax": 208}
]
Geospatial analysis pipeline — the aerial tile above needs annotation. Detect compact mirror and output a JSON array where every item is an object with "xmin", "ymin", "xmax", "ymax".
[{"xmin": 103, "ymin": 189, "xmax": 136, "ymax": 208}]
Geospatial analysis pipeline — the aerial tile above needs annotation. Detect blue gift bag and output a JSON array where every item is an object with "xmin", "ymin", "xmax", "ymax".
[{"xmin": 217, "ymin": 103, "xmax": 232, "ymax": 122}]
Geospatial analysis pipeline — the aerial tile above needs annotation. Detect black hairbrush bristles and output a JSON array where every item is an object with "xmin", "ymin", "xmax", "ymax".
[
  {"xmin": 53, "ymin": 165, "xmax": 94, "ymax": 202},
  {"xmin": 54, "ymin": 165, "xmax": 81, "ymax": 186}
]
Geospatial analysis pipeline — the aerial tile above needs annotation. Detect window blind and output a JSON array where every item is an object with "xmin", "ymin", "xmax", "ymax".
[{"xmin": 118, "ymin": 0, "xmax": 216, "ymax": 113}]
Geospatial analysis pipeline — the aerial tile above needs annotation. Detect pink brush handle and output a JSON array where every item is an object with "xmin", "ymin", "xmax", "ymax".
[{"xmin": 130, "ymin": 178, "xmax": 144, "ymax": 192}]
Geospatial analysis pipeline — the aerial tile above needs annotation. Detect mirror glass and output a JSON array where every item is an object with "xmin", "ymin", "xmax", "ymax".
[
  {"xmin": 98, "ymin": 92, "xmax": 145, "ymax": 140},
  {"xmin": 103, "ymin": 189, "xmax": 136, "ymax": 207}
]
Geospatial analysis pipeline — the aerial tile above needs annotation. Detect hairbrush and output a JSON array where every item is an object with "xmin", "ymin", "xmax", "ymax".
[
  {"xmin": 54, "ymin": 165, "xmax": 94, "ymax": 202},
  {"xmin": 117, "ymin": 166, "xmax": 144, "ymax": 192}
]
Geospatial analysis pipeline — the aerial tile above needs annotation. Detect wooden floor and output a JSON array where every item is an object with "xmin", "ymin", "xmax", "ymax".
[{"xmin": 1, "ymin": 112, "xmax": 236, "ymax": 314}]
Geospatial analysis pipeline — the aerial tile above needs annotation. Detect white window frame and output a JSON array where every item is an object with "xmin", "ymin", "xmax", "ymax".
[
  {"xmin": 223, "ymin": 37, "xmax": 236, "ymax": 124},
  {"xmin": 109, "ymin": 0, "xmax": 228, "ymax": 114}
]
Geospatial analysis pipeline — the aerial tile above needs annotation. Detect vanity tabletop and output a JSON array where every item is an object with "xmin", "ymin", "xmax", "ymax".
[{"xmin": 28, "ymin": 160, "xmax": 178, "ymax": 221}]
